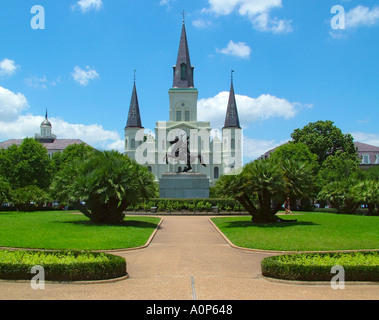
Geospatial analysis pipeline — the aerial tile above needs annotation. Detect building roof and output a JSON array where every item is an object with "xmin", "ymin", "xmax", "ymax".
[
  {"xmin": 223, "ymin": 82, "xmax": 241, "ymax": 129},
  {"xmin": 354, "ymin": 142, "xmax": 379, "ymax": 153},
  {"xmin": 125, "ymin": 82, "xmax": 143, "ymax": 129},
  {"xmin": 0, "ymin": 139, "xmax": 87, "ymax": 152},
  {"xmin": 173, "ymin": 22, "xmax": 194, "ymax": 89}
]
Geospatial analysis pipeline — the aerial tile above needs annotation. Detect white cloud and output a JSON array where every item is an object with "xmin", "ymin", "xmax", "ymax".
[
  {"xmin": 0, "ymin": 87, "xmax": 29, "ymax": 122},
  {"xmin": 351, "ymin": 132, "xmax": 379, "ymax": 147},
  {"xmin": 72, "ymin": 66, "xmax": 99, "ymax": 86},
  {"xmin": 346, "ymin": 5, "xmax": 379, "ymax": 28},
  {"xmin": 0, "ymin": 113, "xmax": 123, "ymax": 152},
  {"xmin": 193, "ymin": 19, "xmax": 213, "ymax": 29},
  {"xmin": 0, "ymin": 59, "xmax": 19, "ymax": 77},
  {"xmin": 217, "ymin": 40, "xmax": 251, "ymax": 59},
  {"xmin": 205, "ymin": 0, "xmax": 292, "ymax": 33},
  {"xmin": 73, "ymin": 0, "xmax": 103, "ymax": 13},
  {"xmin": 198, "ymin": 91, "xmax": 307, "ymax": 130},
  {"xmin": 24, "ymin": 75, "xmax": 48, "ymax": 89},
  {"xmin": 252, "ymin": 13, "xmax": 293, "ymax": 33},
  {"xmin": 243, "ymin": 135, "xmax": 285, "ymax": 161},
  {"xmin": 0, "ymin": 86, "xmax": 123, "ymax": 152}
]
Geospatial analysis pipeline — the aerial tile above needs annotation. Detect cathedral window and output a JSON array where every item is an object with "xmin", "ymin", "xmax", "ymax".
[
  {"xmin": 181, "ymin": 63, "xmax": 187, "ymax": 80},
  {"xmin": 131, "ymin": 139, "xmax": 136, "ymax": 149},
  {"xmin": 176, "ymin": 111, "xmax": 182, "ymax": 121},
  {"xmin": 214, "ymin": 167, "xmax": 219, "ymax": 179},
  {"xmin": 185, "ymin": 111, "xmax": 190, "ymax": 121}
]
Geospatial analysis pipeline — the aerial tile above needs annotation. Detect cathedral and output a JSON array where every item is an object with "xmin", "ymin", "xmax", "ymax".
[{"xmin": 124, "ymin": 21, "xmax": 243, "ymax": 185}]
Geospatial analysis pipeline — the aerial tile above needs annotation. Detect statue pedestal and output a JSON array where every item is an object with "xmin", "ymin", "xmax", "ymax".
[{"xmin": 159, "ymin": 173, "xmax": 210, "ymax": 199}]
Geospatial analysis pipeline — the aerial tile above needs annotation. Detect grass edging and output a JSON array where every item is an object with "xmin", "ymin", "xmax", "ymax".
[
  {"xmin": 0, "ymin": 250, "xmax": 127, "ymax": 282},
  {"xmin": 261, "ymin": 251, "xmax": 379, "ymax": 282}
]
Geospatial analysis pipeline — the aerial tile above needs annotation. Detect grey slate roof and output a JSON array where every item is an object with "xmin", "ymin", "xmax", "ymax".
[
  {"xmin": 223, "ymin": 82, "xmax": 241, "ymax": 129},
  {"xmin": 173, "ymin": 23, "xmax": 194, "ymax": 89},
  {"xmin": 354, "ymin": 142, "xmax": 379, "ymax": 153},
  {"xmin": 126, "ymin": 82, "xmax": 143, "ymax": 128}
]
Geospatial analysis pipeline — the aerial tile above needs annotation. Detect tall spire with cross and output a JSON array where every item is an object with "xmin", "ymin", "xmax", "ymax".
[
  {"xmin": 223, "ymin": 71, "xmax": 241, "ymax": 129},
  {"xmin": 126, "ymin": 73, "xmax": 143, "ymax": 129},
  {"xmin": 173, "ymin": 11, "xmax": 194, "ymax": 88}
]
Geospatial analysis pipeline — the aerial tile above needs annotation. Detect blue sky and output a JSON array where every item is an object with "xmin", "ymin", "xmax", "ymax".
[{"xmin": 0, "ymin": 0, "xmax": 378, "ymax": 163}]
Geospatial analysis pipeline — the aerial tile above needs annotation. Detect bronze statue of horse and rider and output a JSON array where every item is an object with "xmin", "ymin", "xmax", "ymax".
[{"xmin": 164, "ymin": 135, "xmax": 206, "ymax": 173}]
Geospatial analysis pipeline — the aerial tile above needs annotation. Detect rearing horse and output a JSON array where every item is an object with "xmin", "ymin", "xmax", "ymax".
[{"xmin": 164, "ymin": 135, "xmax": 207, "ymax": 172}]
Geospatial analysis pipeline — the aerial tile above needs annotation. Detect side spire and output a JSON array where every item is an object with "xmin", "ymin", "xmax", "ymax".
[
  {"xmin": 223, "ymin": 72, "xmax": 241, "ymax": 129},
  {"xmin": 173, "ymin": 18, "xmax": 194, "ymax": 88},
  {"xmin": 126, "ymin": 80, "xmax": 143, "ymax": 129}
]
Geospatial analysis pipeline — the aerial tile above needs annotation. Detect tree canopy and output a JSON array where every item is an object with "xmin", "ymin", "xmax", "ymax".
[
  {"xmin": 0, "ymin": 138, "xmax": 52, "ymax": 190},
  {"xmin": 291, "ymin": 120, "xmax": 357, "ymax": 165}
]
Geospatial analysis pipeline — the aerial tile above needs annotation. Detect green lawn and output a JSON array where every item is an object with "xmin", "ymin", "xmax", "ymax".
[
  {"xmin": 211, "ymin": 212, "xmax": 379, "ymax": 252},
  {"xmin": 0, "ymin": 211, "xmax": 161, "ymax": 250}
]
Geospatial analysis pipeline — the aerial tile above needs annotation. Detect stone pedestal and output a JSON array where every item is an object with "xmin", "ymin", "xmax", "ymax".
[{"xmin": 159, "ymin": 173, "xmax": 210, "ymax": 199}]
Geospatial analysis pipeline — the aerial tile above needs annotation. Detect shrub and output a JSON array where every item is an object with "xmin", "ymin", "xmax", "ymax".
[
  {"xmin": 0, "ymin": 250, "xmax": 127, "ymax": 282},
  {"xmin": 261, "ymin": 251, "xmax": 379, "ymax": 282},
  {"xmin": 11, "ymin": 185, "xmax": 50, "ymax": 212}
]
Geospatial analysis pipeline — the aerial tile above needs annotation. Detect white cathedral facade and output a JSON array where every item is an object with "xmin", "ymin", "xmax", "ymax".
[{"xmin": 124, "ymin": 22, "xmax": 242, "ymax": 185}]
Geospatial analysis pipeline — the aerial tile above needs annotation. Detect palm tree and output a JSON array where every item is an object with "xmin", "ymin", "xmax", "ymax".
[
  {"xmin": 318, "ymin": 178, "xmax": 361, "ymax": 214},
  {"xmin": 52, "ymin": 150, "xmax": 157, "ymax": 224},
  {"xmin": 351, "ymin": 180, "xmax": 379, "ymax": 215}
]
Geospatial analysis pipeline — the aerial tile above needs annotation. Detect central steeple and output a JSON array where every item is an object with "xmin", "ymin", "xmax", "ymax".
[{"xmin": 173, "ymin": 21, "xmax": 194, "ymax": 88}]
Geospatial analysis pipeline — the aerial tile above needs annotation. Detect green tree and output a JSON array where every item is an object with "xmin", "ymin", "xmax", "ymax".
[
  {"xmin": 11, "ymin": 185, "xmax": 51, "ymax": 212},
  {"xmin": 215, "ymin": 158, "xmax": 312, "ymax": 223},
  {"xmin": 0, "ymin": 176, "xmax": 11, "ymax": 204},
  {"xmin": 270, "ymin": 142, "xmax": 319, "ymax": 174},
  {"xmin": 351, "ymin": 180, "xmax": 379, "ymax": 215},
  {"xmin": 291, "ymin": 120, "xmax": 357, "ymax": 165},
  {"xmin": 51, "ymin": 150, "xmax": 157, "ymax": 224},
  {"xmin": 318, "ymin": 178, "xmax": 361, "ymax": 214},
  {"xmin": 0, "ymin": 138, "xmax": 53, "ymax": 190},
  {"xmin": 317, "ymin": 151, "xmax": 360, "ymax": 187},
  {"xmin": 52, "ymin": 143, "xmax": 95, "ymax": 174}
]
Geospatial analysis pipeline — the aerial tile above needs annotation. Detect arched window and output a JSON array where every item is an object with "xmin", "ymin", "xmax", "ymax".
[
  {"xmin": 147, "ymin": 166, "xmax": 152, "ymax": 173},
  {"xmin": 214, "ymin": 167, "xmax": 219, "ymax": 179},
  {"xmin": 125, "ymin": 139, "xmax": 128, "ymax": 149},
  {"xmin": 131, "ymin": 139, "xmax": 136, "ymax": 149},
  {"xmin": 181, "ymin": 63, "xmax": 187, "ymax": 80}
]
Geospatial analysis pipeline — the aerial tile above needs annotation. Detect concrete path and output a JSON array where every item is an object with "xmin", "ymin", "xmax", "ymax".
[{"xmin": 0, "ymin": 216, "xmax": 378, "ymax": 300}]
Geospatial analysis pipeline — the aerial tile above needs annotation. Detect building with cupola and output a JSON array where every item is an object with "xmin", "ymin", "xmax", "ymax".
[{"xmin": 0, "ymin": 111, "xmax": 87, "ymax": 158}]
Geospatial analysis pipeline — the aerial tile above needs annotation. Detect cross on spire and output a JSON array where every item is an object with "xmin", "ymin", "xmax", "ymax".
[{"xmin": 182, "ymin": 10, "xmax": 187, "ymax": 24}]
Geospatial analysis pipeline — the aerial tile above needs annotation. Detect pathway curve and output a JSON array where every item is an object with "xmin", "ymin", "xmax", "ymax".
[{"xmin": 0, "ymin": 216, "xmax": 377, "ymax": 300}]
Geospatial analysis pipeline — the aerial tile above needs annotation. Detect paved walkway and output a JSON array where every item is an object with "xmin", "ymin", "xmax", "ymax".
[{"xmin": 0, "ymin": 216, "xmax": 378, "ymax": 300}]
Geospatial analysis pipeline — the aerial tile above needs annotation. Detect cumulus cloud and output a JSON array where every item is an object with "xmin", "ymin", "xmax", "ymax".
[
  {"xmin": 346, "ymin": 5, "xmax": 379, "ymax": 28},
  {"xmin": 0, "ymin": 59, "xmax": 19, "ymax": 77},
  {"xmin": 73, "ymin": 0, "xmax": 103, "ymax": 13},
  {"xmin": 205, "ymin": 0, "xmax": 292, "ymax": 33},
  {"xmin": 0, "ymin": 87, "xmax": 29, "ymax": 122},
  {"xmin": 243, "ymin": 135, "xmax": 286, "ymax": 161},
  {"xmin": 0, "ymin": 86, "xmax": 123, "ymax": 152},
  {"xmin": 198, "ymin": 91, "xmax": 307, "ymax": 130},
  {"xmin": 72, "ymin": 66, "xmax": 100, "ymax": 86},
  {"xmin": 351, "ymin": 132, "xmax": 379, "ymax": 147},
  {"xmin": 217, "ymin": 40, "xmax": 251, "ymax": 59}
]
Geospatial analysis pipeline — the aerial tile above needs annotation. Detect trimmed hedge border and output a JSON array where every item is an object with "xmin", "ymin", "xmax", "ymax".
[
  {"xmin": 0, "ymin": 250, "xmax": 127, "ymax": 282},
  {"xmin": 261, "ymin": 251, "xmax": 379, "ymax": 282}
]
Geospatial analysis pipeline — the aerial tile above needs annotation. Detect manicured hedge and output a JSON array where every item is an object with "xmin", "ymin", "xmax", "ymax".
[
  {"xmin": 127, "ymin": 198, "xmax": 244, "ymax": 213},
  {"xmin": 0, "ymin": 250, "xmax": 127, "ymax": 282},
  {"xmin": 261, "ymin": 251, "xmax": 379, "ymax": 282}
]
